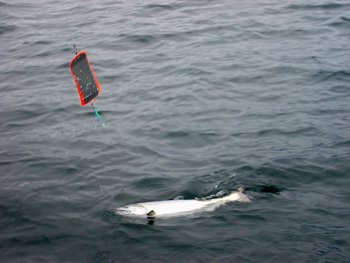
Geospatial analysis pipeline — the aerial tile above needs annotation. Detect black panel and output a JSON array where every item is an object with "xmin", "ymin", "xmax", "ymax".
[{"xmin": 71, "ymin": 53, "xmax": 98, "ymax": 104}]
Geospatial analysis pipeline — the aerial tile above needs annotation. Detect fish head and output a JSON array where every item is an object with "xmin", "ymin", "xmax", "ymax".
[{"xmin": 116, "ymin": 204, "xmax": 148, "ymax": 217}]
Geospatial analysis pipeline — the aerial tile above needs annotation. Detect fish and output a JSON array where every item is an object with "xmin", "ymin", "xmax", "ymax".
[{"xmin": 116, "ymin": 187, "xmax": 251, "ymax": 220}]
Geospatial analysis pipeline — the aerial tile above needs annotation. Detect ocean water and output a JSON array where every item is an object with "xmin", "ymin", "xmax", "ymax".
[{"xmin": 1, "ymin": 0, "xmax": 350, "ymax": 262}]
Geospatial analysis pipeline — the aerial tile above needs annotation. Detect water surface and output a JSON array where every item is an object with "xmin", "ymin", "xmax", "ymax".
[{"xmin": 1, "ymin": 0, "xmax": 350, "ymax": 262}]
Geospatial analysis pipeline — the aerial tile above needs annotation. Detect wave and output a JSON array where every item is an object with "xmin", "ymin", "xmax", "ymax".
[
  {"xmin": 231, "ymin": 127, "xmax": 318, "ymax": 138},
  {"xmin": 0, "ymin": 24, "xmax": 16, "ymax": 36},
  {"xmin": 287, "ymin": 2, "xmax": 350, "ymax": 10},
  {"xmin": 312, "ymin": 70, "xmax": 350, "ymax": 82},
  {"xmin": 144, "ymin": 4, "xmax": 177, "ymax": 11}
]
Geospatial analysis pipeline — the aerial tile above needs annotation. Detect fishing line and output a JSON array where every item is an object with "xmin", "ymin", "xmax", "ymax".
[
  {"xmin": 91, "ymin": 102, "xmax": 105, "ymax": 127},
  {"xmin": 66, "ymin": 1, "xmax": 106, "ymax": 128}
]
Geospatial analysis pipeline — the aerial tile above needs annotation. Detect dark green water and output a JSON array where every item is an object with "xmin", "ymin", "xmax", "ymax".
[{"xmin": 1, "ymin": 0, "xmax": 350, "ymax": 262}]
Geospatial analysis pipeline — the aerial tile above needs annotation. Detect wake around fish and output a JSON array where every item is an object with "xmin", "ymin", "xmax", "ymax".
[{"xmin": 116, "ymin": 187, "xmax": 251, "ymax": 219}]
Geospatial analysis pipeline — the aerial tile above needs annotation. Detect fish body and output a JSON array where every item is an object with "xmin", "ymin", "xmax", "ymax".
[{"xmin": 116, "ymin": 187, "xmax": 250, "ymax": 219}]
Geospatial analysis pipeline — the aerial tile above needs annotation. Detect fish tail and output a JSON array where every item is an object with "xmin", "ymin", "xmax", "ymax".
[{"xmin": 221, "ymin": 187, "xmax": 251, "ymax": 203}]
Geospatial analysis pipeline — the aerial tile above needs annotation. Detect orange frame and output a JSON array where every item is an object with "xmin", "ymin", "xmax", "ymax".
[{"xmin": 69, "ymin": 51, "xmax": 101, "ymax": 106}]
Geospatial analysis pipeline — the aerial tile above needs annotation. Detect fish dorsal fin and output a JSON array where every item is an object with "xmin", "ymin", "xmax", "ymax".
[{"xmin": 147, "ymin": 210, "xmax": 156, "ymax": 219}]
